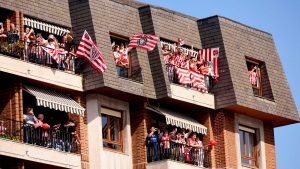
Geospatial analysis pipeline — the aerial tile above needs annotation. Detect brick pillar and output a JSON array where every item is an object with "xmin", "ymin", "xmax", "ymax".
[
  {"xmin": 19, "ymin": 12, "xmax": 24, "ymax": 39},
  {"xmin": 130, "ymin": 103, "xmax": 151, "ymax": 169},
  {"xmin": 70, "ymin": 93, "xmax": 89, "ymax": 169},
  {"xmin": 4, "ymin": 18, "xmax": 11, "ymax": 32},
  {"xmin": 210, "ymin": 110, "xmax": 238, "ymax": 168},
  {"xmin": 264, "ymin": 122, "xmax": 276, "ymax": 169},
  {"xmin": 0, "ymin": 77, "xmax": 23, "ymax": 140},
  {"xmin": 193, "ymin": 110, "xmax": 214, "ymax": 168}
]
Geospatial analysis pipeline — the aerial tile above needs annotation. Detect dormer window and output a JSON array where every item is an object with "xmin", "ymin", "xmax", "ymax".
[{"xmin": 246, "ymin": 57, "xmax": 274, "ymax": 100}]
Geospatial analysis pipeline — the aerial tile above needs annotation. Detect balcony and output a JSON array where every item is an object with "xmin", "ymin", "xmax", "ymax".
[
  {"xmin": 169, "ymin": 84, "xmax": 215, "ymax": 109},
  {"xmin": 0, "ymin": 118, "xmax": 81, "ymax": 168},
  {"xmin": 147, "ymin": 142, "xmax": 210, "ymax": 169},
  {"xmin": 0, "ymin": 41, "xmax": 83, "ymax": 91}
]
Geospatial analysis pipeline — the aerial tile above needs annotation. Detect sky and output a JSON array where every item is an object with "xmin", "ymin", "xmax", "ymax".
[{"xmin": 139, "ymin": 0, "xmax": 300, "ymax": 168}]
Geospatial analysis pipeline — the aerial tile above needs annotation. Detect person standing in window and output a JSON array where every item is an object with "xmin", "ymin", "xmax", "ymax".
[
  {"xmin": 147, "ymin": 127, "xmax": 160, "ymax": 161},
  {"xmin": 112, "ymin": 45, "xmax": 121, "ymax": 76}
]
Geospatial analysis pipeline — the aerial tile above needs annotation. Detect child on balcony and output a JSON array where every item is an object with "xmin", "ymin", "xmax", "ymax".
[
  {"xmin": 161, "ymin": 131, "xmax": 170, "ymax": 158},
  {"xmin": 173, "ymin": 132, "xmax": 186, "ymax": 162}
]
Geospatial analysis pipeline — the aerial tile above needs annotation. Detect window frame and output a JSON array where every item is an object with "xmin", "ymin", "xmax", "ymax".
[
  {"xmin": 239, "ymin": 125, "xmax": 258, "ymax": 168},
  {"xmin": 246, "ymin": 57, "xmax": 263, "ymax": 97},
  {"xmin": 110, "ymin": 32, "xmax": 133, "ymax": 79},
  {"xmin": 101, "ymin": 107, "xmax": 123, "ymax": 152}
]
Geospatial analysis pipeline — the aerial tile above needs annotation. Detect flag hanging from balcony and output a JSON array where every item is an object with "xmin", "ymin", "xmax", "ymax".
[
  {"xmin": 198, "ymin": 48, "xmax": 219, "ymax": 79},
  {"xmin": 190, "ymin": 71, "xmax": 206, "ymax": 91},
  {"xmin": 175, "ymin": 67, "xmax": 191, "ymax": 84},
  {"xmin": 76, "ymin": 30, "xmax": 107, "ymax": 73},
  {"xmin": 128, "ymin": 33, "xmax": 160, "ymax": 51},
  {"xmin": 42, "ymin": 47, "xmax": 67, "ymax": 64}
]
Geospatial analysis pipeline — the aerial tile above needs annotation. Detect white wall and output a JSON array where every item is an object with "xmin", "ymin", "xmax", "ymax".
[
  {"xmin": 234, "ymin": 113, "xmax": 267, "ymax": 169},
  {"xmin": 86, "ymin": 94, "xmax": 132, "ymax": 169},
  {"xmin": 0, "ymin": 139, "xmax": 81, "ymax": 169}
]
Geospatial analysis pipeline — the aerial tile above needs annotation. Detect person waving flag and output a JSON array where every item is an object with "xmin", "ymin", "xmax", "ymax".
[
  {"xmin": 128, "ymin": 33, "xmax": 160, "ymax": 51},
  {"xmin": 76, "ymin": 30, "xmax": 107, "ymax": 73}
]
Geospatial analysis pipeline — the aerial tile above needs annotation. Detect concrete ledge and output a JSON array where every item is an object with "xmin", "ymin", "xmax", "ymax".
[
  {"xmin": 0, "ymin": 55, "xmax": 83, "ymax": 91},
  {"xmin": 147, "ymin": 159, "xmax": 205, "ymax": 169},
  {"xmin": 170, "ymin": 84, "xmax": 215, "ymax": 109},
  {"xmin": 0, "ymin": 139, "xmax": 81, "ymax": 169}
]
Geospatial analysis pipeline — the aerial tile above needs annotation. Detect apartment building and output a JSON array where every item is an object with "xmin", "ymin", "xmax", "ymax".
[{"xmin": 0, "ymin": 0, "xmax": 298, "ymax": 169}]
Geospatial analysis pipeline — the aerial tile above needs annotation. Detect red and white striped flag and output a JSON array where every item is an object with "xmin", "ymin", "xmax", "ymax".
[
  {"xmin": 190, "ymin": 71, "xmax": 206, "ymax": 90},
  {"xmin": 128, "ymin": 33, "xmax": 160, "ymax": 51},
  {"xmin": 42, "ymin": 47, "xmax": 67, "ymax": 64},
  {"xmin": 175, "ymin": 67, "xmax": 191, "ymax": 84},
  {"xmin": 198, "ymin": 48, "xmax": 219, "ymax": 79},
  {"xmin": 76, "ymin": 30, "xmax": 107, "ymax": 73}
]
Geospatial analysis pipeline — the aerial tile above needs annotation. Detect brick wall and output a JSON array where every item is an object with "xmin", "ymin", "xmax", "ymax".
[
  {"xmin": 70, "ymin": 93, "xmax": 89, "ymax": 169},
  {"xmin": 210, "ymin": 110, "xmax": 238, "ymax": 169},
  {"xmin": 130, "ymin": 103, "xmax": 151, "ymax": 169},
  {"xmin": 0, "ymin": 77, "xmax": 23, "ymax": 122},
  {"xmin": 264, "ymin": 122, "xmax": 276, "ymax": 169}
]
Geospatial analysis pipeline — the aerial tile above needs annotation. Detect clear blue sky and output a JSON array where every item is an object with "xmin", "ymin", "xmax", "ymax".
[{"xmin": 139, "ymin": 0, "xmax": 300, "ymax": 168}]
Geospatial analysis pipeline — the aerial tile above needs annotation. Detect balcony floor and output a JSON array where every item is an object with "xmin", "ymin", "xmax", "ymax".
[{"xmin": 147, "ymin": 159, "xmax": 206, "ymax": 169}]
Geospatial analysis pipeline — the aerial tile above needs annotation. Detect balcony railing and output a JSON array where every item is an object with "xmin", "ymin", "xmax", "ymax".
[
  {"xmin": 0, "ymin": 118, "xmax": 80, "ymax": 154},
  {"xmin": 0, "ymin": 39, "xmax": 83, "ymax": 74},
  {"xmin": 147, "ymin": 141, "xmax": 210, "ymax": 168}
]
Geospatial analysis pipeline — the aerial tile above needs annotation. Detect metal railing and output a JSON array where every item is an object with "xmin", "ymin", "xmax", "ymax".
[
  {"xmin": 0, "ymin": 39, "xmax": 84, "ymax": 74},
  {"xmin": 0, "ymin": 118, "xmax": 80, "ymax": 154},
  {"xmin": 147, "ymin": 141, "xmax": 210, "ymax": 168}
]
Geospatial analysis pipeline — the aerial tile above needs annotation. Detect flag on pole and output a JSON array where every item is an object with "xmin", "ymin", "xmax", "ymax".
[
  {"xmin": 128, "ymin": 33, "xmax": 160, "ymax": 51},
  {"xmin": 76, "ymin": 30, "xmax": 107, "ymax": 73},
  {"xmin": 42, "ymin": 47, "xmax": 67, "ymax": 64}
]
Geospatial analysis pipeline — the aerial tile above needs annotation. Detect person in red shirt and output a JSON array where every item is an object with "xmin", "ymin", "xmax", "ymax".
[{"xmin": 161, "ymin": 131, "xmax": 170, "ymax": 158}]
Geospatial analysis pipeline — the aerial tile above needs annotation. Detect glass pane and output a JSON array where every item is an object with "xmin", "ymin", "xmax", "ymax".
[
  {"xmin": 102, "ymin": 115, "xmax": 108, "ymax": 139},
  {"xmin": 110, "ymin": 116, "xmax": 120, "ymax": 142},
  {"xmin": 245, "ymin": 132, "xmax": 254, "ymax": 157},
  {"xmin": 103, "ymin": 141, "xmax": 121, "ymax": 150},
  {"xmin": 239, "ymin": 130, "xmax": 244, "ymax": 155}
]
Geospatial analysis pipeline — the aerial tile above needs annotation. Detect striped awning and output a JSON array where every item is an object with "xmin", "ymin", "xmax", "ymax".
[
  {"xmin": 145, "ymin": 105, "xmax": 207, "ymax": 135},
  {"xmin": 24, "ymin": 17, "xmax": 70, "ymax": 36},
  {"xmin": 23, "ymin": 85, "xmax": 85, "ymax": 116}
]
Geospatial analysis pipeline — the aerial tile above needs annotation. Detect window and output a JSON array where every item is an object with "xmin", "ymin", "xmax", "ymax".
[
  {"xmin": 101, "ymin": 107, "xmax": 122, "ymax": 151},
  {"xmin": 246, "ymin": 58, "xmax": 262, "ymax": 96},
  {"xmin": 246, "ymin": 57, "xmax": 274, "ymax": 100},
  {"xmin": 110, "ymin": 33, "xmax": 142, "ymax": 82},
  {"xmin": 239, "ymin": 125, "xmax": 257, "ymax": 167}
]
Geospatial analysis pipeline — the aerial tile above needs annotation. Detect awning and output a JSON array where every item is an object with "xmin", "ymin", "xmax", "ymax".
[
  {"xmin": 24, "ymin": 17, "xmax": 70, "ymax": 36},
  {"xmin": 23, "ymin": 85, "xmax": 85, "ymax": 116},
  {"xmin": 145, "ymin": 105, "xmax": 207, "ymax": 135}
]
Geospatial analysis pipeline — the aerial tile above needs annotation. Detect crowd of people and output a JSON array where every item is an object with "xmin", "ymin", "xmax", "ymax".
[
  {"xmin": 0, "ymin": 22, "xmax": 79, "ymax": 72},
  {"xmin": 162, "ymin": 39, "xmax": 215, "ymax": 93},
  {"xmin": 147, "ymin": 126, "xmax": 205, "ymax": 167},
  {"xmin": 112, "ymin": 42, "xmax": 132, "ymax": 77},
  {"xmin": 23, "ymin": 107, "xmax": 80, "ymax": 153}
]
